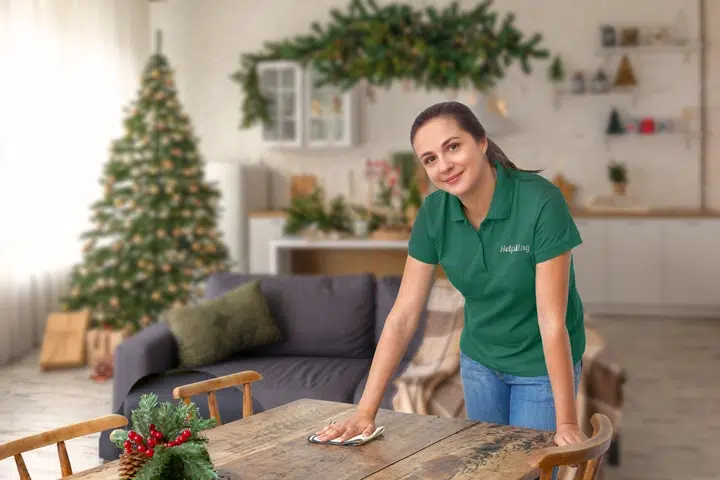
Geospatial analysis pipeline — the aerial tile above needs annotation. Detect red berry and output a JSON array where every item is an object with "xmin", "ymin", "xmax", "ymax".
[
  {"xmin": 149, "ymin": 424, "xmax": 156, "ymax": 431},
  {"xmin": 128, "ymin": 430, "xmax": 137, "ymax": 439},
  {"xmin": 146, "ymin": 448, "xmax": 154, "ymax": 457},
  {"xmin": 124, "ymin": 440, "xmax": 132, "ymax": 449},
  {"xmin": 137, "ymin": 445, "xmax": 147, "ymax": 453},
  {"xmin": 124, "ymin": 445, "xmax": 133, "ymax": 454},
  {"xmin": 168, "ymin": 441, "xmax": 176, "ymax": 447},
  {"xmin": 152, "ymin": 430, "xmax": 163, "ymax": 440},
  {"xmin": 181, "ymin": 429, "xmax": 191, "ymax": 438},
  {"xmin": 147, "ymin": 438, "xmax": 156, "ymax": 448}
]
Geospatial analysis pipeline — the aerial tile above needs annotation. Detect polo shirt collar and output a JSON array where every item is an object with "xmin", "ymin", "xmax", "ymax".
[{"xmin": 450, "ymin": 159, "xmax": 515, "ymax": 222}]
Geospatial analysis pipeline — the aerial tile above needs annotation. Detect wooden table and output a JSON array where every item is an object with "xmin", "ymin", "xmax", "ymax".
[{"xmin": 68, "ymin": 398, "xmax": 554, "ymax": 479}]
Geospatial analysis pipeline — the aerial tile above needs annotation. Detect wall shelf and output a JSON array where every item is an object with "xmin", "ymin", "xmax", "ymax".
[
  {"xmin": 603, "ymin": 130, "xmax": 702, "ymax": 151},
  {"xmin": 597, "ymin": 41, "xmax": 703, "ymax": 63}
]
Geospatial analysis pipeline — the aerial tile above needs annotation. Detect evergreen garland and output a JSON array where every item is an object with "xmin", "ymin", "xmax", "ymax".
[
  {"xmin": 110, "ymin": 393, "xmax": 219, "ymax": 480},
  {"xmin": 231, "ymin": 0, "xmax": 552, "ymax": 129}
]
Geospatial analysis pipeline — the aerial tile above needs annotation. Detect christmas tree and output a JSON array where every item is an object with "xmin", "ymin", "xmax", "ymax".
[{"xmin": 61, "ymin": 32, "xmax": 231, "ymax": 332}]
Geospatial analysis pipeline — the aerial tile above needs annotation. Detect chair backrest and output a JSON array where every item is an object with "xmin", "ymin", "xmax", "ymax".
[
  {"xmin": 527, "ymin": 414, "xmax": 614, "ymax": 480},
  {"xmin": 172, "ymin": 370, "xmax": 262, "ymax": 425},
  {"xmin": 0, "ymin": 414, "xmax": 128, "ymax": 479}
]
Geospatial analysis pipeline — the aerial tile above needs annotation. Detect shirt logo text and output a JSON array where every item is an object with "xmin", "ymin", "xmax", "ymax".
[{"xmin": 500, "ymin": 244, "xmax": 530, "ymax": 254}]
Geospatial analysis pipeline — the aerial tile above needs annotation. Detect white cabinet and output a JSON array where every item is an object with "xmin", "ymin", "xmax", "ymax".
[
  {"xmin": 257, "ymin": 61, "xmax": 358, "ymax": 149},
  {"xmin": 606, "ymin": 220, "xmax": 663, "ymax": 305},
  {"xmin": 661, "ymin": 220, "xmax": 720, "ymax": 306},
  {"xmin": 573, "ymin": 219, "xmax": 609, "ymax": 305},
  {"xmin": 257, "ymin": 61, "xmax": 304, "ymax": 147},
  {"xmin": 249, "ymin": 216, "xmax": 287, "ymax": 274},
  {"xmin": 305, "ymin": 67, "xmax": 358, "ymax": 148}
]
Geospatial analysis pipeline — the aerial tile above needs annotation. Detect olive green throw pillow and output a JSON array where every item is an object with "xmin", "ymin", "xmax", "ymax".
[{"xmin": 164, "ymin": 280, "xmax": 282, "ymax": 368}]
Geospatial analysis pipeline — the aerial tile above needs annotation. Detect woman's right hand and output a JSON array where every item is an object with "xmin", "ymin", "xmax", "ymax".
[{"xmin": 314, "ymin": 407, "xmax": 376, "ymax": 443}]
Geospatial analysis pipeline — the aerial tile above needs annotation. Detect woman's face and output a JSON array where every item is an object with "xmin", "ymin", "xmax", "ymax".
[{"xmin": 412, "ymin": 116, "xmax": 488, "ymax": 198}]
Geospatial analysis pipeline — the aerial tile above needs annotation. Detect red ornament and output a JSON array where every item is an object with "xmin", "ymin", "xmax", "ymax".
[{"xmin": 146, "ymin": 448, "xmax": 155, "ymax": 458}]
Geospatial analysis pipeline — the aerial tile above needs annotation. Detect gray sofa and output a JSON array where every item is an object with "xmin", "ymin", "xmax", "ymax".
[{"xmin": 99, "ymin": 272, "xmax": 427, "ymax": 461}]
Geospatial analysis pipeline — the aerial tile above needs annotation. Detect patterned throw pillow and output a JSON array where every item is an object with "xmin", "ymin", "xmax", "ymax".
[{"xmin": 164, "ymin": 280, "xmax": 282, "ymax": 368}]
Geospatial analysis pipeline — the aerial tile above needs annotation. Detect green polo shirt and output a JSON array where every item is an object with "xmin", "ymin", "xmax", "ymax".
[{"xmin": 408, "ymin": 160, "xmax": 585, "ymax": 377}]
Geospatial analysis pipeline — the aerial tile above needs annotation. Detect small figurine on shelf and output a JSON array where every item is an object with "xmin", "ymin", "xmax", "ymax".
[
  {"xmin": 590, "ymin": 68, "xmax": 611, "ymax": 94},
  {"xmin": 570, "ymin": 71, "xmax": 586, "ymax": 94},
  {"xmin": 548, "ymin": 56, "xmax": 565, "ymax": 87},
  {"xmin": 607, "ymin": 160, "xmax": 628, "ymax": 196},
  {"xmin": 606, "ymin": 108, "xmax": 625, "ymax": 135},
  {"xmin": 613, "ymin": 55, "xmax": 637, "ymax": 88}
]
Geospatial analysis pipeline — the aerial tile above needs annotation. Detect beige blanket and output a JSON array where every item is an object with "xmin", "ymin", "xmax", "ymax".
[{"xmin": 391, "ymin": 280, "xmax": 626, "ymax": 478}]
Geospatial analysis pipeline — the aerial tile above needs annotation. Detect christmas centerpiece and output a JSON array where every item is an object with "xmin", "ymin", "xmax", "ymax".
[{"xmin": 110, "ymin": 393, "xmax": 219, "ymax": 479}]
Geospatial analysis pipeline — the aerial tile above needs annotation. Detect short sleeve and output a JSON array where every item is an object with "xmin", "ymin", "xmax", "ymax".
[
  {"xmin": 408, "ymin": 200, "xmax": 438, "ymax": 265},
  {"xmin": 533, "ymin": 187, "xmax": 583, "ymax": 264}
]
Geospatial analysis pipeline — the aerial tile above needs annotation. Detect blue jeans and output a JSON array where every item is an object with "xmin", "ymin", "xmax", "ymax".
[{"xmin": 460, "ymin": 352, "xmax": 582, "ymax": 479}]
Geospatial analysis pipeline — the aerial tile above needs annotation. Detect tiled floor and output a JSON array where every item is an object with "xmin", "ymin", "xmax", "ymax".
[{"xmin": 0, "ymin": 315, "xmax": 718, "ymax": 479}]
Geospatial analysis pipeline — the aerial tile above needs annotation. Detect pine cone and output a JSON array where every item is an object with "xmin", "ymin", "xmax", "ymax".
[{"xmin": 118, "ymin": 451, "xmax": 148, "ymax": 479}]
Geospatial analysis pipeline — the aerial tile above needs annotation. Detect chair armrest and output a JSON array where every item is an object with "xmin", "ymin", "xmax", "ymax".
[{"xmin": 112, "ymin": 322, "xmax": 178, "ymax": 413}]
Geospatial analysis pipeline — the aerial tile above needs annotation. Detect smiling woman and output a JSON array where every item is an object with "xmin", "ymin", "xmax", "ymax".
[{"xmin": 322, "ymin": 101, "xmax": 586, "ymax": 480}]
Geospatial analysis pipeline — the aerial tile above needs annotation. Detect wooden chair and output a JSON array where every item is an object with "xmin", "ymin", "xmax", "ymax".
[
  {"xmin": 172, "ymin": 370, "xmax": 262, "ymax": 425},
  {"xmin": 0, "ymin": 414, "xmax": 128, "ymax": 479},
  {"xmin": 527, "ymin": 413, "xmax": 614, "ymax": 480}
]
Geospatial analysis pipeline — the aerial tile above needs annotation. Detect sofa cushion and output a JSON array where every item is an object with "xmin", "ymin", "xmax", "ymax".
[
  {"xmin": 375, "ymin": 275, "xmax": 427, "ymax": 361},
  {"xmin": 164, "ymin": 280, "xmax": 283, "ymax": 368},
  {"xmin": 202, "ymin": 356, "xmax": 372, "ymax": 411},
  {"xmin": 204, "ymin": 273, "xmax": 376, "ymax": 358}
]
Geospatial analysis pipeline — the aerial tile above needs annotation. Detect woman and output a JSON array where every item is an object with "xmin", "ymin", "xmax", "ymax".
[{"xmin": 315, "ymin": 101, "xmax": 587, "ymax": 453}]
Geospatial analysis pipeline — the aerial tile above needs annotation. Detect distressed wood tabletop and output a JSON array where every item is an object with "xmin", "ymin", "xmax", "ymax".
[{"xmin": 68, "ymin": 398, "xmax": 554, "ymax": 480}]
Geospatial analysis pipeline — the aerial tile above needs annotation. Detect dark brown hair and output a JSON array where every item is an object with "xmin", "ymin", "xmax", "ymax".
[{"xmin": 410, "ymin": 101, "xmax": 540, "ymax": 173}]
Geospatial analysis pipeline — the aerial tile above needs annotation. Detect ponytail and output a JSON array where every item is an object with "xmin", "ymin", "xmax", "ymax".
[{"xmin": 486, "ymin": 137, "xmax": 542, "ymax": 174}]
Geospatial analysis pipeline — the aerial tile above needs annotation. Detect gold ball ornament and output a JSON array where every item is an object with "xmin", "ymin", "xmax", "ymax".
[
  {"xmin": 140, "ymin": 315, "xmax": 152, "ymax": 326},
  {"xmin": 151, "ymin": 69, "xmax": 160, "ymax": 79},
  {"xmin": 189, "ymin": 184, "xmax": 198, "ymax": 193},
  {"xmin": 162, "ymin": 263, "xmax": 171, "ymax": 272},
  {"xmin": 123, "ymin": 281, "xmax": 132, "ymax": 289},
  {"xmin": 162, "ymin": 159, "xmax": 173, "ymax": 170},
  {"xmin": 110, "ymin": 297, "xmax": 119, "ymax": 308},
  {"xmin": 173, "ymin": 228, "xmax": 183, "ymax": 237},
  {"xmin": 156, "ymin": 228, "xmax": 166, "ymax": 238},
  {"xmin": 149, "ymin": 185, "xmax": 159, "ymax": 194},
  {"xmin": 151, "ymin": 291, "xmax": 161, "ymax": 301},
  {"xmin": 133, "ymin": 234, "xmax": 143, "ymax": 244},
  {"xmin": 168, "ymin": 284, "xmax": 178, "ymax": 293}
]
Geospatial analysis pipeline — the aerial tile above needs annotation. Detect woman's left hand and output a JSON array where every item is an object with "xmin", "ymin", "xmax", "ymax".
[{"xmin": 554, "ymin": 423, "xmax": 588, "ymax": 446}]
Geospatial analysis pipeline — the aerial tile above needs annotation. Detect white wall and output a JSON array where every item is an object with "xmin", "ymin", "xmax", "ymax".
[{"xmin": 149, "ymin": 0, "xmax": 711, "ymax": 209}]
